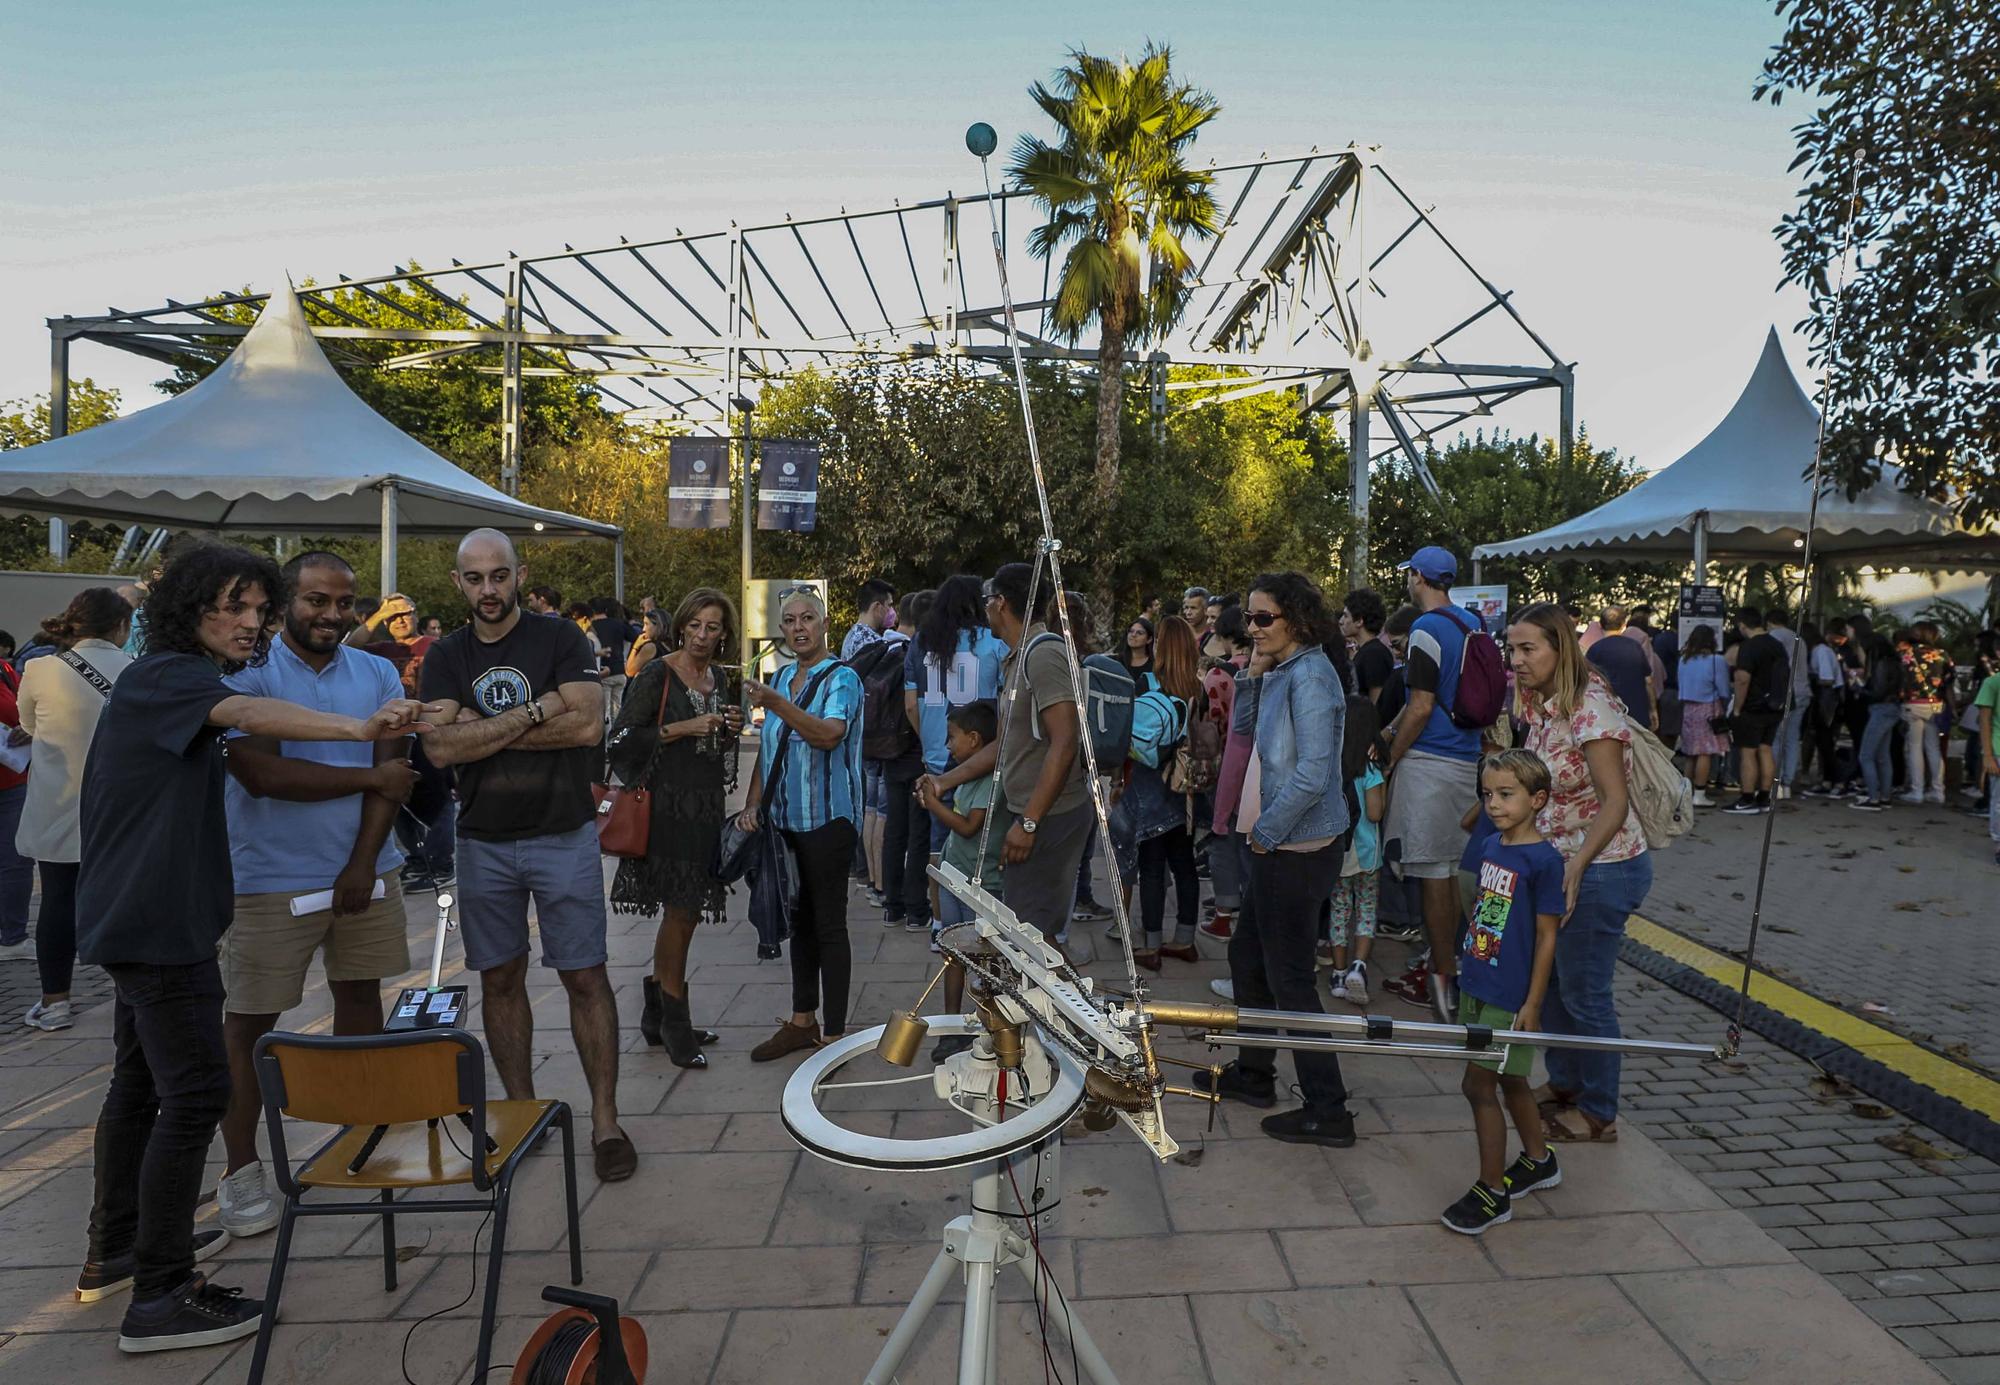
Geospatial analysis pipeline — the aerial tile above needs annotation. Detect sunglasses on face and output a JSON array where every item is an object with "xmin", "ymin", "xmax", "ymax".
[
  {"xmin": 981, "ymin": 584, "xmax": 1001, "ymax": 603},
  {"xmin": 1246, "ymin": 611, "xmax": 1282, "ymax": 628}
]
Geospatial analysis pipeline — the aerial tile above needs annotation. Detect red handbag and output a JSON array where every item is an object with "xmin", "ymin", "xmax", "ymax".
[{"xmin": 593, "ymin": 672, "xmax": 671, "ymax": 858}]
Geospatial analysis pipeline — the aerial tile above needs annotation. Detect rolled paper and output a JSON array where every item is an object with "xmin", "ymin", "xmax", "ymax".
[{"xmin": 289, "ymin": 879, "xmax": 388, "ymax": 918}]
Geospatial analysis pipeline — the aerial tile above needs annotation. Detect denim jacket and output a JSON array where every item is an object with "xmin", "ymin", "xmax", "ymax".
[{"xmin": 1238, "ymin": 647, "xmax": 1348, "ymax": 850}]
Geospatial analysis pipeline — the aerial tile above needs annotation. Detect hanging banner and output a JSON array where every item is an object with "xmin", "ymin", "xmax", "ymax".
[
  {"xmin": 1449, "ymin": 584, "xmax": 1509, "ymax": 637},
  {"xmin": 1677, "ymin": 582, "xmax": 1727, "ymax": 650},
  {"xmin": 757, "ymin": 439, "xmax": 820, "ymax": 532},
  {"xmin": 667, "ymin": 437, "xmax": 731, "ymax": 529}
]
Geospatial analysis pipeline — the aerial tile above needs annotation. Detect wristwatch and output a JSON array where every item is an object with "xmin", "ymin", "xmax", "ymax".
[
  {"xmin": 524, "ymin": 698, "xmax": 546, "ymax": 726},
  {"xmin": 1020, "ymin": 816, "xmax": 1038, "ymax": 835}
]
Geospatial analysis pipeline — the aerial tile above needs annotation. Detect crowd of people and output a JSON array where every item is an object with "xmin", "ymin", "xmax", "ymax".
[{"xmin": 3, "ymin": 527, "xmax": 1995, "ymax": 1356}]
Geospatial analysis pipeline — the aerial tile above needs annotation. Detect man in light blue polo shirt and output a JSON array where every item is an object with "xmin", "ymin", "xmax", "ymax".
[{"xmin": 213, "ymin": 551, "xmax": 419, "ymax": 1237}]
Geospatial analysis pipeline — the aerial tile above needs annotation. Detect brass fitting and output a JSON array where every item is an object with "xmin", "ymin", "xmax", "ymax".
[{"xmin": 1141, "ymin": 1000, "xmax": 1240, "ymax": 1031}]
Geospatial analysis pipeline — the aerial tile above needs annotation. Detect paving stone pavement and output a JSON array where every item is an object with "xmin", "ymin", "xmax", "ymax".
[
  {"xmin": 1643, "ymin": 793, "xmax": 1997, "ymax": 1076},
  {"xmin": 0, "ymin": 860, "xmax": 1947, "ymax": 1383}
]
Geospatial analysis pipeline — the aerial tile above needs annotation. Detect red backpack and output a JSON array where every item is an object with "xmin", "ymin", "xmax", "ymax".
[{"xmin": 1439, "ymin": 606, "xmax": 1506, "ymax": 731}]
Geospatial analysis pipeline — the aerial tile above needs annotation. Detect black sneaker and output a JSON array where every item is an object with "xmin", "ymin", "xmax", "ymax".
[
  {"xmin": 1441, "ymin": 1182, "xmax": 1512, "ymax": 1235},
  {"xmin": 1070, "ymin": 897, "xmax": 1111, "ymax": 923},
  {"xmin": 1260, "ymin": 1105, "xmax": 1357, "ymax": 1148},
  {"xmin": 78, "ymin": 1228, "xmax": 228, "ymax": 1304},
  {"xmin": 400, "ymin": 868, "xmax": 436, "ymax": 894},
  {"xmin": 1191, "ymin": 1061, "xmax": 1279, "ymax": 1108},
  {"xmin": 1502, "ymin": 1149, "xmax": 1563, "ymax": 1197},
  {"xmin": 1847, "ymin": 797, "xmax": 1885, "ymax": 812},
  {"xmin": 1722, "ymin": 797, "xmax": 1764, "ymax": 815},
  {"xmin": 117, "ymin": 1272, "xmax": 262, "ymax": 1353}
]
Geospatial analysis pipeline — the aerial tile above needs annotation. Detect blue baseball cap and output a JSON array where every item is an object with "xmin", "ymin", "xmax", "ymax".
[{"xmin": 1397, "ymin": 546, "xmax": 1459, "ymax": 584}]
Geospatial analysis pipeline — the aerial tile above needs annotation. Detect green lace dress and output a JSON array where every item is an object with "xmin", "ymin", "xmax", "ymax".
[{"xmin": 606, "ymin": 658, "xmax": 737, "ymax": 924}]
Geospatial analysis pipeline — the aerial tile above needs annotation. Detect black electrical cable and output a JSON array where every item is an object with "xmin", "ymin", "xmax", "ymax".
[
  {"xmin": 521, "ymin": 1316, "xmax": 595, "ymax": 1385},
  {"xmin": 402, "ymin": 1119, "xmax": 489, "ymax": 1385}
]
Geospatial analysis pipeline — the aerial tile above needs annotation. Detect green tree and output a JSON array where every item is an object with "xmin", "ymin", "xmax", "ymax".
[
  {"xmin": 1009, "ymin": 42, "xmax": 1222, "ymax": 617},
  {"xmin": 0, "ymin": 378, "xmax": 127, "ymax": 570},
  {"xmin": 1757, "ymin": 0, "xmax": 2000, "ymax": 522},
  {"xmin": 1367, "ymin": 431, "xmax": 1672, "ymax": 610}
]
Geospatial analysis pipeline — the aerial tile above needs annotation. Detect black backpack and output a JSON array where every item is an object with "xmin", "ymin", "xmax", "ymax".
[{"xmin": 850, "ymin": 638, "xmax": 919, "ymax": 762}]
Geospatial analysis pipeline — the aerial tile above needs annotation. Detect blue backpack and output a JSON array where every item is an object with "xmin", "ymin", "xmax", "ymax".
[{"xmin": 1025, "ymin": 634, "xmax": 1136, "ymax": 770}]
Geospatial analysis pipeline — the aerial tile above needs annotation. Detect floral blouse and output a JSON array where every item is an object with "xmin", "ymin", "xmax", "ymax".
[{"xmin": 1520, "ymin": 675, "xmax": 1648, "ymax": 864}]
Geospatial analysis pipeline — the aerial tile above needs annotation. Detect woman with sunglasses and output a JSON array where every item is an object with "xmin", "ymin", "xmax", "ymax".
[
  {"xmin": 737, "ymin": 587, "xmax": 866, "ymax": 1060},
  {"xmin": 1200, "ymin": 572, "xmax": 1358, "ymax": 1148}
]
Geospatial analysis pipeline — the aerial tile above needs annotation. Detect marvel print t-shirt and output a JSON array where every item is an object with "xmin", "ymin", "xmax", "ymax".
[
  {"xmin": 1458, "ymin": 835, "xmax": 1566, "ymax": 1013},
  {"xmin": 421, "ymin": 613, "xmax": 601, "ymax": 841}
]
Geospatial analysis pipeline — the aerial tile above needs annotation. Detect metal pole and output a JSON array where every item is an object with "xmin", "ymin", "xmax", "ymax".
[
  {"xmin": 501, "ymin": 257, "xmax": 523, "ymax": 496},
  {"xmin": 1693, "ymin": 512, "xmax": 1710, "ymax": 585},
  {"xmin": 1349, "ymin": 391, "xmax": 1371, "ymax": 582},
  {"xmin": 1472, "ymin": 559, "xmax": 1484, "ymax": 584},
  {"xmin": 726, "ymin": 227, "xmax": 752, "ymax": 658},
  {"xmin": 1214, "ymin": 1005, "xmax": 1717, "ymax": 1059},
  {"xmin": 49, "ymin": 328, "xmax": 70, "ymax": 439},
  {"xmin": 613, "ymin": 534, "xmax": 626, "ymax": 602},
  {"xmin": 379, "ymin": 481, "xmax": 399, "ymax": 594},
  {"xmin": 1559, "ymin": 364, "xmax": 1575, "ymax": 466}
]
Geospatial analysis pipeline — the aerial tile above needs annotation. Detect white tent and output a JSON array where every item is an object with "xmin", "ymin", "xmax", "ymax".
[
  {"xmin": 0, "ymin": 285, "xmax": 623, "ymax": 593},
  {"xmin": 1472, "ymin": 328, "xmax": 1998, "ymax": 575}
]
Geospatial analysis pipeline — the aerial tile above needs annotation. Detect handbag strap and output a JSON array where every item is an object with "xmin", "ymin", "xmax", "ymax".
[
  {"xmin": 58, "ymin": 649, "xmax": 114, "ymax": 700},
  {"xmin": 763, "ymin": 661, "xmax": 843, "ymax": 825}
]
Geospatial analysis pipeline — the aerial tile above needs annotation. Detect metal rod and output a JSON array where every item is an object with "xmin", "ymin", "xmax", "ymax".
[
  {"xmin": 1221, "ymin": 1008, "xmax": 1716, "ymax": 1059},
  {"xmin": 1218, "ymin": 1035, "xmax": 1536, "ymax": 1063}
]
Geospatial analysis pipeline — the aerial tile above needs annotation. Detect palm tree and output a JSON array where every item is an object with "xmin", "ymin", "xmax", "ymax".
[{"xmin": 1010, "ymin": 44, "xmax": 1221, "ymax": 617}]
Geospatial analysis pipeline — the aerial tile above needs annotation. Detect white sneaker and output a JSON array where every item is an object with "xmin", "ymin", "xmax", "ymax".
[
  {"xmin": 1209, "ymin": 978, "xmax": 1235, "ymax": 1001},
  {"xmin": 1775, "ymin": 785, "xmax": 1792, "ymax": 801},
  {"xmin": 1344, "ymin": 963, "xmax": 1370, "ymax": 1006},
  {"xmin": 215, "ymin": 1163, "xmax": 280, "ymax": 1238},
  {"xmin": 1691, "ymin": 789, "xmax": 1715, "ymax": 807},
  {"xmin": 24, "ymin": 999, "xmax": 72, "ymax": 1031},
  {"xmin": 0, "ymin": 939, "xmax": 32, "ymax": 961},
  {"xmin": 1328, "ymin": 969, "xmax": 1350, "ymax": 1001}
]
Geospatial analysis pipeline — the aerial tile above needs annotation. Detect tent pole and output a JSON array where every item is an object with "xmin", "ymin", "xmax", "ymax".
[
  {"xmin": 1472, "ymin": 558, "xmax": 1483, "ymax": 584},
  {"xmin": 1692, "ymin": 512, "xmax": 1709, "ymax": 585},
  {"xmin": 380, "ymin": 481, "xmax": 399, "ymax": 595},
  {"xmin": 1349, "ymin": 393, "xmax": 1371, "ymax": 582},
  {"xmin": 501, "ymin": 257, "xmax": 523, "ymax": 497},
  {"xmin": 613, "ymin": 534, "xmax": 626, "ymax": 602},
  {"xmin": 48, "ymin": 329, "xmax": 70, "ymax": 559}
]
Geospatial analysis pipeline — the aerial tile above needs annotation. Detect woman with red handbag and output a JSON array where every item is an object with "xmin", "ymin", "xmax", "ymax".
[{"xmin": 605, "ymin": 588, "xmax": 743, "ymax": 1067}]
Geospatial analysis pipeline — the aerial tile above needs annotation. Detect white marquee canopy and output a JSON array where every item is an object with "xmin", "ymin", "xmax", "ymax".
[
  {"xmin": 1, "ymin": 285, "xmax": 622, "ymax": 592},
  {"xmin": 1473, "ymin": 328, "xmax": 1997, "ymax": 573}
]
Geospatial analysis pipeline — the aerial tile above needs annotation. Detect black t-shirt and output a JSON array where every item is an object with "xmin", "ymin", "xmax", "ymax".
[
  {"xmin": 1352, "ymin": 639, "xmax": 1394, "ymax": 698},
  {"xmin": 421, "ymin": 614, "xmax": 601, "ymax": 841},
  {"xmin": 1735, "ymin": 632, "xmax": 1789, "ymax": 713},
  {"xmin": 591, "ymin": 617, "xmax": 627, "ymax": 674},
  {"xmin": 77, "ymin": 652, "xmax": 236, "ymax": 966}
]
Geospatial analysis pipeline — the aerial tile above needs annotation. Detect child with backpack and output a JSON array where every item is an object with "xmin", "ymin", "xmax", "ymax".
[
  {"xmin": 1121, "ymin": 617, "xmax": 1206, "ymax": 969},
  {"xmin": 1329, "ymin": 696, "xmax": 1389, "ymax": 1006}
]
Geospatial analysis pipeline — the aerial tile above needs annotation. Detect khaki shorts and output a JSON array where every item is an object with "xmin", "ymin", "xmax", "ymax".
[{"xmin": 222, "ymin": 874, "xmax": 411, "ymax": 1015}]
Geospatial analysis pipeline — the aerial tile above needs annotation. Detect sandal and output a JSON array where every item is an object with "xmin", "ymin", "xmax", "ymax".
[
  {"xmin": 1541, "ymin": 1109, "xmax": 1618, "ymax": 1143},
  {"xmin": 1531, "ymin": 1084, "xmax": 1579, "ymax": 1117}
]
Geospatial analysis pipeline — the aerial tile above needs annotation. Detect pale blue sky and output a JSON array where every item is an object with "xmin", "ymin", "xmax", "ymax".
[{"xmin": 0, "ymin": 0, "xmax": 1809, "ymax": 468}]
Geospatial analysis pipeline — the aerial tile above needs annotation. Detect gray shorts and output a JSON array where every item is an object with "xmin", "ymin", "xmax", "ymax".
[
  {"xmin": 456, "ymin": 822, "xmax": 608, "ymax": 972},
  {"xmin": 1385, "ymin": 750, "xmax": 1480, "ymax": 877},
  {"xmin": 1001, "ymin": 802, "xmax": 1094, "ymax": 939}
]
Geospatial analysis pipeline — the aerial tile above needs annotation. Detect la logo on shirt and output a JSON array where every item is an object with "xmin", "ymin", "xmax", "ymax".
[{"xmin": 1469, "ymin": 859, "xmax": 1519, "ymax": 966}]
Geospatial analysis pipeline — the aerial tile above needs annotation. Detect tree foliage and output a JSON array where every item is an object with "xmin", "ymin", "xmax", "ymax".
[
  {"xmin": 0, "ymin": 378, "xmax": 127, "ymax": 570},
  {"xmin": 1758, "ymin": 0, "xmax": 2000, "ymax": 522},
  {"xmin": 1009, "ymin": 42, "xmax": 1222, "ymax": 617}
]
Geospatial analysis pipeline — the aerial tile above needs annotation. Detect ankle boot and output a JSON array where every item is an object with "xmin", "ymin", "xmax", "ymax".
[
  {"xmin": 640, "ymin": 976, "xmax": 666, "ymax": 1048},
  {"xmin": 684, "ymin": 984, "xmax": 719, "ymax": 1046},
  {"xmin": 658, "ymin": 988, "xmax": 707, "ymax": 1069}
]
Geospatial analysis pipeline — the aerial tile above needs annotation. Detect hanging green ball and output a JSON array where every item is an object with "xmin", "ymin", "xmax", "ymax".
[{"xmin": 965, "ymin": 123, "xmax": 998, "ymax": 158}]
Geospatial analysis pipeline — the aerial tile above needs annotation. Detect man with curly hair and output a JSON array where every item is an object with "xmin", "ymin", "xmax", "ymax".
[{"xmin": 75, "ymin": 542, "xmax": 433, "ymax": 1354}]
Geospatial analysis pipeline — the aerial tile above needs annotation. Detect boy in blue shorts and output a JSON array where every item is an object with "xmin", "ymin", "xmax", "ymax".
[{"xmin": 1443, "ymin": 748, "xmax": 1566, "ymax": 1235}]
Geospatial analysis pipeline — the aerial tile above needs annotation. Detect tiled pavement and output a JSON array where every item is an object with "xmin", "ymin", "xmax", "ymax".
[{"xmin": 0, "ymin": 809, "xmax": 1977, "ymax": 1383}]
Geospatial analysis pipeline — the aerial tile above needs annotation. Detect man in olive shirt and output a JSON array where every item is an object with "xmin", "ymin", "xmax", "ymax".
[{"xmin": 925, "ymin": 562, "xmax": 1089, "ymax": 943}]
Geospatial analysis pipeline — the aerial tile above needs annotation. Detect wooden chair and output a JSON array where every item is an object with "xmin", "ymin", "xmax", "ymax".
[{"xmin": 245, "ymin": 1028, "xmax": 580, "ymax": 1385}]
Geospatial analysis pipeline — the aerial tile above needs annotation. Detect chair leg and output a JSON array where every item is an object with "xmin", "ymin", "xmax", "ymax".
[
  {"xmin": 246, "ymin": 1201, "xmax": 298, "ymax": 1385},
  {"xmin": 379, "ymin": 1188, "xmax": 398, "ymax": 1292},
  {"xmin": 561, "ymin": 1107, "xmax": 582, "ymax": 1285},
  {"xmin": 474, "ymin": 1190, "xmax": 511, "ymax": 1384}
]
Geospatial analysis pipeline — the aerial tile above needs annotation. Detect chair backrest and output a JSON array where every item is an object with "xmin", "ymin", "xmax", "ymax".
[{"xmin": 254, "ymin": 1028, "xmax": 490, "ymax": 1190}]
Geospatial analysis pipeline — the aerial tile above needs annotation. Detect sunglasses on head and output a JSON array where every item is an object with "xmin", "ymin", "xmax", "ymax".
[
  {"xmin": 1246, "ymin": 610, "xmax": 1282, "ymax": 628},
  {"xmin": 776, "ymin": 585, "xmax": 818, "ymax": 601}
]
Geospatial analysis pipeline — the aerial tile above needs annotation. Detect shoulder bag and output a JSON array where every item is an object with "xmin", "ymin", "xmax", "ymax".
[
  {"xmin": 592, "ymin": 665, "xmax": 674, "ymax": 858},
  {"xmin": 57, "ymin": 649, "xmax": 114, "ymax": 700},
  {"xmin": 736, "ymin": 662, "xmax": 844, "ymax": 951}
]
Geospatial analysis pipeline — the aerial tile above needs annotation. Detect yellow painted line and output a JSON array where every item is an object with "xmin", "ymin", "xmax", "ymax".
[{"xmin": 1627, "ymin": 914, "xmax": 2000, "ymax": 1123}]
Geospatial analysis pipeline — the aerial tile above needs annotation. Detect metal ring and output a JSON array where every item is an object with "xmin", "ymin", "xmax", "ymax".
[{"xmin": 781, "ymin": 1015, "xmax": 1087, "ymax": 1172}]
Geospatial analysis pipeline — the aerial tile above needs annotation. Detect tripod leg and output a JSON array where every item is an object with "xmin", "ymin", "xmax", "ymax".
[
  {"xmin": 1012, "ymin": 1256, "xmax": 1121, "ymax": 1385},
  {"xmin": 866, "ymin": 1248, "xmax": 956, "ymax": 1385},
  {"xmin": 958, "ymin": 1259, "xmax": 996, "ymax": 1385}
]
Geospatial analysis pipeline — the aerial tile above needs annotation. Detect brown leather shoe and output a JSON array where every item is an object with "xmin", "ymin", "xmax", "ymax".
[
  {"xmin": 592, "ymin": 1132, "xmax": 638, "ymax": 1183},
  {"xmin": 750, "ymin": 1018, "xmax": 822, "ymax": 1062},
  {"xmin": 1158, "ymin": 944, "xmax": 1200, "ymax": 963}
]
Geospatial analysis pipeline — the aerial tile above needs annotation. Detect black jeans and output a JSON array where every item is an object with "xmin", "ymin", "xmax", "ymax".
[
  {"xmin": 880, "ymin": 768, "xmax": 930, "ymax": 923},
  {"xmin": 1225, "ymin": 837, "xmax": 1350, "ymax": 1114},
  {"xmin": 1138, "ymin": 825, "xmax": 1199, "ymax": 945},
  {"xmin": 89, "ymin": 959, "xmax": 232, "ymax": 1298},
  {"xmin": 35, "ymin": 860, "xmax": 80, "ymax": 996},
  {"xmin": 785, "ymin": 820, "xmax": 858, "ymax": 1036}
]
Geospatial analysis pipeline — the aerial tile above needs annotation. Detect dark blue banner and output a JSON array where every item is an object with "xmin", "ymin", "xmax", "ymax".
[{"xmin": 757, "ymin": 440, "xmax": 820, "ymax": 532}]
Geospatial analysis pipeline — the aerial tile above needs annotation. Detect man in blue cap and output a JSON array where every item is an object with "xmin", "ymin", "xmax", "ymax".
[{"xmin": 1382, "ymin": 546, "xmax": 1488, "ymax": 1021}]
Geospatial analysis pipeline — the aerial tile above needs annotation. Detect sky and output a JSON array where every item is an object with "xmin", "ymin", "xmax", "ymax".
[{"xmin": 0, "ymin": 0, "xmax": 1812, "ymax": 472}]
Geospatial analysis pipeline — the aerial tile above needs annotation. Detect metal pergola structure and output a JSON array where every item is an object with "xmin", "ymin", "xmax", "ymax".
[{"xmin": 46, "ymin": 144, "xmax": 1572, "ymax": 576}]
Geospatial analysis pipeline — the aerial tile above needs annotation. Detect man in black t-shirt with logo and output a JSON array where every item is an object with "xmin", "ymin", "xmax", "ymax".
[
  {"xmin": 1726, "ymin": 605, "xmax": 1790, "ymax": 815},
  {"xmin": 419, "ymin": 529, "xmax": 636, "ymax": 1182}
]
